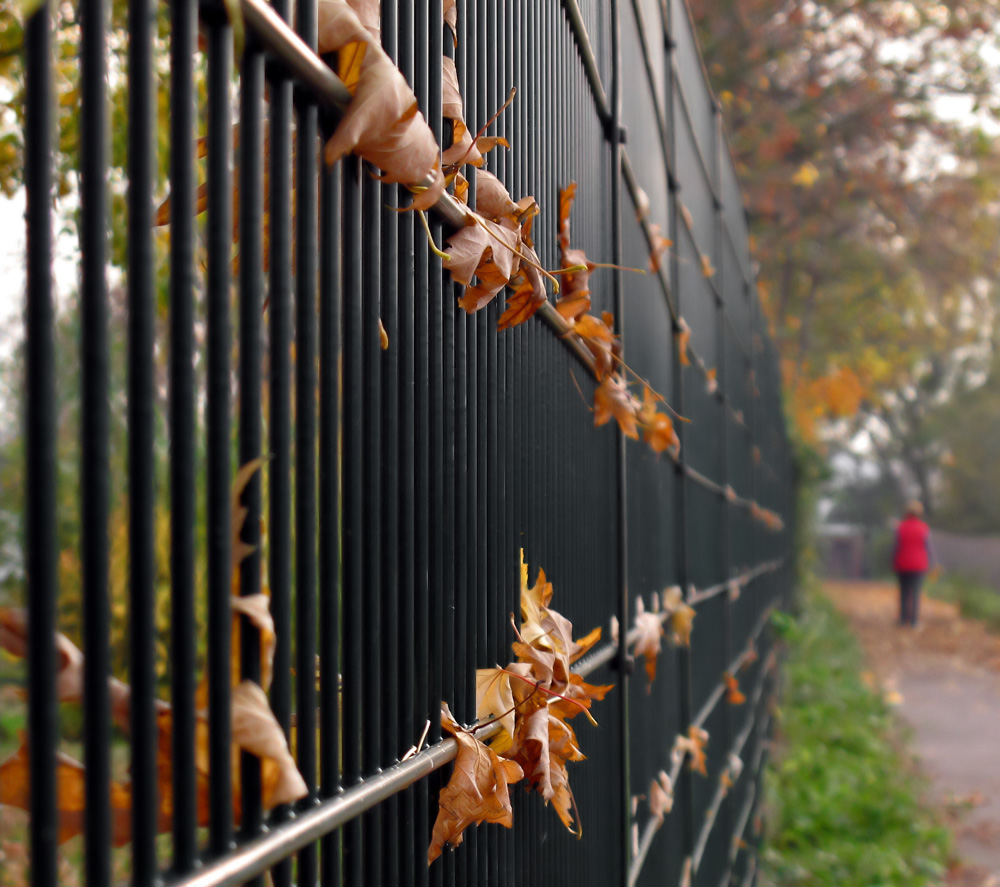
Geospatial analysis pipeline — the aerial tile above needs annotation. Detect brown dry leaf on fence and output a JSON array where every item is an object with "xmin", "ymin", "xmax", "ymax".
[
  {"xmin": 475, "ymin": 665, "xmax": 528, "ymax": 752},
  {"xmin": 428, "ymin": 704, "xmax": 523, "ymax": 863},
  {"xmin": 440, "ymin": 57, "xmax": 510, "ymax": 171},
  {"xmin": 319, "ymin": 0, "xmax": 445, "ymax": 211},
  {"xmin": 675, "ymin": 317, "xmax": 691, "ymax": 367},
  {"xmin": 724, "ymin": 673, "xmax": 746, "ymax": 705},
  {"xmin": 648, "ymin": 771, "xmax": 674, "ymax": 826},
  {"xmin": 507, "ymin": 701, "xmax": 586, "ymax": 834},
  {"xmin": 0, "ymin": 608, "xmax": 135, "ymax": 732},
  {"xmin": 594, "ymin": 375, "xmax": 639, "ymax": 440},
  {"xmin": 230, "ymin": 680, "xmax": 309, "ymax": 808},
  {"xmin": 573, "ymin": 313, "xmax": 617, "ymax": 381},
  {"xmin": 443, "ymin": 0, "xmax": 457, "ymax": 44},
  {"xmin": 554, "ymin": 182, "xmax": 596, "ymax": 322},
  {"xmin": 637, "ymin": 385, "xmax": 680, "ymax": 456},
  {"xmin": 662, "ymin": 585, "xmax": 695, "ymax": 647},
  {"xmin": 633, "ymin": 597, "xmax": 665, "ymax": 688},
  {"xmin": 446, "ymin": 171, "xmax": 544, "ymax": 329},
  {"xmin": 675, "ymin": 726, "xmax": 709, "ymax": 775},
  {"xmin": 497, "ymin": 277, "xmax": 546, "ymax": 330},
  {"xmin": 0, "ymin": 742, "xmax": 135, "ymax": 846},
  {"xmin": 648, "ymin": 222, "xmax": 672, "ymax": 273}
]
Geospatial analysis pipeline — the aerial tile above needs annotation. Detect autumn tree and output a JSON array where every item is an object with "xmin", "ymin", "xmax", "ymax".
[{"xmin": 690, "ymin": 0, "xmax": 1000, "ymax": 453}]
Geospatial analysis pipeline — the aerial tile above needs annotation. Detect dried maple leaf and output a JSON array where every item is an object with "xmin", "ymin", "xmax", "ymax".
[
  {"xmin": 594, "ymin": 375, "xmax": 639, "ymax": 440},
  {"xmin": 428, "ymin": 704, "xmax": 523, "ymax": 864},
  {"xmin": 445, "ymin": 216, "xmax": 520, "ymax": 312},
  {"xmin": 558, "ymin": 181, "xmax": 577, "ymax": 252},
  {"xmin": 675, "ymin": 317, "xmax": 691, "ymax": 367},
  {"xmin": 648, "ymin": 223, "xmax": 672, "ymax": 273},
  {"xmin": 554, "ymin": 183, "xmax": 596, "ymax": 321},
  {"xmin": 573, "ymin": 313, "xmax": 616, "ymax": 381},
  {"xmin": 474, "ymin": 169, "xmax": 518, "ymax": 221},
  {"xmin": 497, "ymin": 278, "xmax": 546, "ymax": 330},
  {"xmin": 637, "ymin": 385, "xmax": 679, "ymax": 456},
  {"xmin": 0, "ymin": 608, "xmax": 134, "ymax": 732},
  {"xmin": 319, "ymin": 1, "xmax": 444, "ymax": 208},
  {"xmin": 648, "ymin": 771, "xmax": 674, "ymax": 826},
  {"xmin": 230, "ymin": 680, "xmax": 309, "ymax": 808},
  {"xmin": 506, "ymin": 702, "xmax": 585, "ymax": 835},
  {"xmin": 633, "ymin": 597, "xmax": 664, "ymax": 687},
  {"xmin": 0, "ymin": 741, "xmax": 136, "ymax": 846},
  {"xmin": 675, "ymin": 726, "xmax": 709, "ymax": 775},
  {"xmin": 705, "ymin": 367, "xmax": 718, "ymax": 395},
  {"xmin": 443, "ymin": 0, "xmax": 457, "ymax": 44},
  {"xmin": 662, "ymin": 586, "xmax": 695, "ymax": 647},
  {"xmin": 475, "ymin": 666, "xmax": 526, "ymax": 750},
  {"xmin": 724, "ymin": 673, "xmax": 746, "ymax": 705}
]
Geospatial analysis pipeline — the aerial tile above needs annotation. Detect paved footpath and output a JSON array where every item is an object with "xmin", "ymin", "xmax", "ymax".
[{"xmin": 826, "ymin": 581, "xmax": 1000, "ymax": 887}]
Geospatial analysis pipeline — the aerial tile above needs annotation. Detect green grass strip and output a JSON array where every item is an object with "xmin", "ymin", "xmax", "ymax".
[{"xmin": 761, "ymin": 590, "xmax": 951, "ymax": 887}]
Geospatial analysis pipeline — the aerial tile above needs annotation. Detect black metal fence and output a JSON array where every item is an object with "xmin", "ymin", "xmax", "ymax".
[{"xmin": 13, "ymin": 0, "xmax": 795, "ymax": 884}]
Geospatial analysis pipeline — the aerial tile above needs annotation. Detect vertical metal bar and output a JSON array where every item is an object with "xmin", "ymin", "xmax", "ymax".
[
  {"xmin": 379, "ymin": 2, "xmax": 401, "ymax": 885},
  {"xmin": 168, "ymin": 0, "xmax": 198, "ymax": 870},
  {"xmin": 238, "ymin": 33, "xmax": 265, "ymax": 864},
  {"xmin": 206, "ymin": 3, "xmax": 234, "ymax": 859},
  {"xmin": 460, "ymin": 0, "xmax": 480, "ymax": 877},
  {"xmin": 341, "ymin": 149, "xmax": 364, "ymax": 886},
  {"xmin": 664, "ymin": 0, "xmax": 698, "ymax": 870},
  {"xmin": 127, "ymin": 0, "xmax": 160, "ymax": 867},
  {"xmin": 319, "ymin": 140, "xmax": 343, "ymax": 887},
  {"xmin": 608, "ymin": 0, "xmax": 631, "ymax": 883},
  {"xmin": 361, "ymin": 122, "xmax": 383, "ymax": 887},
  {"xmin": 24, "ymin": 3, "xmax": 59, "ymax": 884},
  {"xmin": 427, "ymin": 0, "xmax": 445, "ymax": 767},
  {"xmin": 295, "ymin": 0, "xmax": 319, "ymax": 876},
  {"xmin": 267, "ymin": 0, "xmax": 294, "ymax": 881},
  {"xmin": 80, "ymin": 0, "xmax": 111, "ymax": 874},
  {"xmin": 395, "ymin": 0, "xmax": 417, "ymax": 878},
  {"xmin": 712, "ymin": 103, "xmax": 736, "ymax": 885},
  {"xmin": 412, "ymin": 0, "xmax": 431, "ymax": 880}
]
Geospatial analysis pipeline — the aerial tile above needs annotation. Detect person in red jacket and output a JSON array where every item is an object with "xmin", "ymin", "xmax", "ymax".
[{"xmin": 892, "ymin": 501, "xmax": 935, "ymax": 627}]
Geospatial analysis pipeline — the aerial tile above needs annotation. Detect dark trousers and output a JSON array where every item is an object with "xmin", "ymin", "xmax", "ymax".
[{"xmin": 897, "ymin": 571, "xmax": 924, "ymax": 626}]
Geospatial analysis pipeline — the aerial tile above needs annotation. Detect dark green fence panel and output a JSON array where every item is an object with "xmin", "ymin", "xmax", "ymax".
[{"xmin": 14, "ymin": 0, "xmax": 795, "ymax": 885}]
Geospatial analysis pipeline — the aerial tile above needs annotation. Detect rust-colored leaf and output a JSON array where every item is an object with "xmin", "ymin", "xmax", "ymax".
[
  {"xmin": 230, "ymin": 680, "xmax": 309, "ymax": 808},
  {"xmin": 474, "ymin": 169, "xmax": 518, "ymax": 221},
  {"xmin": 573, "ymin": 313, "xmax": 616, "ymax": 381},
  {"xmin": 594, "ymin": 375, "xmax": 639, "ymax": 440},
  {"xmin": 320, "ymin": 1, "xmax": 443, "ymax": 201},
  {"xmin": 428, "ymin": 705, "xmax": 523, "ymax": 864},
  {"xmin": 676, "ymin": 318, "xmax": 691, "ymax": 367},
  {"xmin": 648, "ymin": 223, "xmax": 672, "ymax": 273},
  {"xmin": 662, "ymin": 585, "xmax": 695, "ymax": 647},
  {"xmin": 724, "ymin": 673, "xmax": 746, "ymax": 705},
  {"xmin": 0, "ymin": 742, "xmax": 134, "ymax": 846},
  {"xmin": 705, "ymin": 367, "xmax": 718, "ymax": 395},
  {"xmin": 497, "ymin": 279, "xmax": 546, "ymax": 330},
  {"xmin": 648, "ymin": 771, "xmax": 674, "ymax": 826},
  {"xmin": 633, "ymin": 597, "xmax": 664, "ymax": 688},
  {"xmin": 675, "ymin": 726, "xmax": 709, "ymax": 776}
]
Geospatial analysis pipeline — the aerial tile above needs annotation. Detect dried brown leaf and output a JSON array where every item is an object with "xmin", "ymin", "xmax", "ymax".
[
  {"xmin": 428, "ymin": 704, "xmax": 523, "ymax": 863},
  {"xmin": 594, "ymin": 375, "xmax": 639, "ymax": 440},
  {"xmin": 633, "ymin": 597, "xmax": 664, "ymax": 687}
]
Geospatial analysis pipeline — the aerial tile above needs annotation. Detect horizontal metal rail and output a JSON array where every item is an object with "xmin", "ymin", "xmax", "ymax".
[{"xmin": 628, "ymin": 633, "xmax": 777, "ymax": 887}]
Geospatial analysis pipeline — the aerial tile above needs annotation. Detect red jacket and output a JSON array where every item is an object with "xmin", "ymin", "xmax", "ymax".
[{"xmin": 893, "ymin": 516, "xmax": 931, "ymax": 573}]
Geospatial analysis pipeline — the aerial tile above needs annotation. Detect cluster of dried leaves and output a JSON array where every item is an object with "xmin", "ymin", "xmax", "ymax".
[
  {"xmin": 428, "ymin": 554, "xmax": 611, "ymax": 863},
  {"xmin": 628, "ymin": 587, "xmax": 696, "ymax": 689},
  {"xmin": 0, "ymin": 463, "xmax": 306, "ymax": 846}
]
